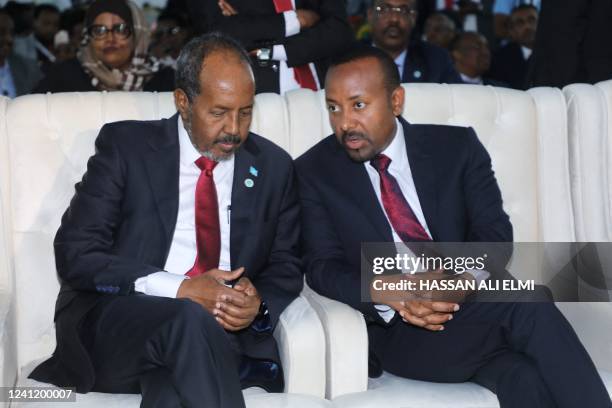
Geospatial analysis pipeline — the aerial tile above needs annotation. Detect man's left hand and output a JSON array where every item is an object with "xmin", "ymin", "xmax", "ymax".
[{"xmin": 214, "ymin": 277, "xmax": 262, "ymax": 331}]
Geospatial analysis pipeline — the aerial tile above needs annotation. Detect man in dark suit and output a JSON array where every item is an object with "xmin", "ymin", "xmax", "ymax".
[
  {"xmin": 0, "ymin": 9, "xmax": 42, "ymax": 97},
  {"xmin": 488, "ymin": 4, "xmax": 537, "ymax": 89},
  {"xmin": 30, "ymin": 33, "xmax": 302, "ymax": 408},
  {"xmin": 188, "ymin": 0, "xmax": 354, "ymax": 94},
  {"xmin": 367, "ymin": 0, "xmax": 462, "ymax": 84},
  {"xmin": 451, "ymin": 31, "xmax": 508, "ymax": 86},
  {"xmin": 529, "ymin": 0, "xmax": 612, "ymax": 88},
  {"xmin": 295, "ymin": 46, "xmax": 612, "ymax": 407}
]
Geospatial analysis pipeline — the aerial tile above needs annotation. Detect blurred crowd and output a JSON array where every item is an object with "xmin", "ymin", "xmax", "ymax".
[{"xmin": 0, "ymin": 0, "xmax": 609, "ymax": 97}]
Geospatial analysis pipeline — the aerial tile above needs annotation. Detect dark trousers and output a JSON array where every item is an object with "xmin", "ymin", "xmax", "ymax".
[
  {"xmin": 79, "ymin": 294, "xmax": 246, "ymax": 408},
  {"xmin": 369, "ymin": 295, "xmax": 612, "ymax": 408}
]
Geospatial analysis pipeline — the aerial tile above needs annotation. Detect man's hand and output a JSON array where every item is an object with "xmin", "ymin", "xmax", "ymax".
[
  {"xmin": 388, "ymin": 299, "xmax": 458, "ymax": 331},
  {"xmin": 214, "ymin": 277, "xmax": 262, "ymax": 331},
  {"xmin": 218, "ymin": 0, "xmax": 238, "ymax": 16},
  {"xmin": 176, "ymin": 267, "xmax": 246, "ymax": 314},
  {"xmin": 296, "ymin": 9, "xmax": 320, "ymax": 29}
]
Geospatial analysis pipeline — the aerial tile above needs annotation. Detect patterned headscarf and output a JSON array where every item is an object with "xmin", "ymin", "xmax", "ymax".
[{"xmin": 78, "ymin": 0, "xmax": 160, "ymax": 91}]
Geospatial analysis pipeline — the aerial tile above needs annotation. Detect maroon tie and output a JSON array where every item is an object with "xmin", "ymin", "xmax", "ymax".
[
  {"xmin": 272, "ymin": 0, "xmax": 319, "ymax": 91},
  {"xmin": 370, "ymin": 154, "xmax": 431, "ymax": 242},
  {"xmin": 186, "ymin": 157, "xmax": 220, "ymax": 277}
]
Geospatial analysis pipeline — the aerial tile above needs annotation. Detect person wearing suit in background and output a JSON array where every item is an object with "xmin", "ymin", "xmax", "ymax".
[
  {"xmin": 29, "ymin": 32, "xmax": 303, "ymax": 408},
  {"xmin": 295, "ymin": 46, "xmax": 612, "ymax": 407},
  {"xmin": 0, "ymin": 9, "xmax": 42, "ymax": 97},
  {"xmin": 451, "ymin": 31, "xmax": 508, "ymax": 86},
  {"xmin": 188, "ymin": 0, "xmax": 354, "ymax": 94},
  {"xmin": 487, "ymin": 4, "xmax": 537, "ymax": 89},
  {"xmin": 367, "ymin": 0, "xmax": 462, "ymax": 84}
]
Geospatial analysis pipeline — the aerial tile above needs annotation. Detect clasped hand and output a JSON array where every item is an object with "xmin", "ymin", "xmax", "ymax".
[
  {"xmin": 177, "ymin": 267, "xmax": 261, "ymax": 331},
  {"xmin": 371, "ymin": 270, "xmax": 475, "ymax": 331}
]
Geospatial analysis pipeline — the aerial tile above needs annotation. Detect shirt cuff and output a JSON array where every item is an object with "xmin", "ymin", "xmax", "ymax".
[
  {"xmin": 375, "ymin": 304, "xmax": 396, "ymax": 323},
  {"xmin": 134, "ymin": 271, "xmax": 188, "ymax": 298},
  {"xmin": 272, "ymin": 44, "xmax": 287, "ymax": 61},
  {"xmin": 283, "ymin": 10, "xmax": 300, "ymax": 36},
  {"xmin": 464, "ymin": 269, "xmax": 490, "ymax": 283}
]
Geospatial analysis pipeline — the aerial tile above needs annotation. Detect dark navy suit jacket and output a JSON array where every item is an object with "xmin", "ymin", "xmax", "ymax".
[
  {"xmin": 31, "ymin": 113, "xmax": 303, "ymax": 392},
  {"xmin": 295, "ymin": 117, "xmax": 512, "ymax": 324}
]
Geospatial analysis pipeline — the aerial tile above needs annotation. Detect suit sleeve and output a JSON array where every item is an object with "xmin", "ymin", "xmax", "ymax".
[
  {"xmin": 282, "ymin": 0, "xmax": 354, "ymax": 67},
  {"xmin": 54, "ymin": 125, "xmax": 160, "ymax": 295},
  {"xmin": 252, "ymin": 164, "xmax": 303, "ymax": 328},
  {"xmin": 296, "ymin": 162, "xmax": 385, "ymax": 323},
  {"xmin": 200, "ymin": 0, "xmax": 286, "ymax": 48},
  {"xmin": 462, "ymin": 127, "xmax": 514, "ymax": 273}
]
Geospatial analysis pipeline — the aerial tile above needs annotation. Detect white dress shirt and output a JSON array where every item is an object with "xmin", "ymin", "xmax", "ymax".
[
  {"xmin": 367, "ymin": 119, "xmax": 487, "ymax": 322},
  {"xmin": 272, "ymin": 2, "xmax": 321, "ymax": 94},
  {"xmin": 134, "ymin": 116, "xmax": 234, "ymax": 297}
]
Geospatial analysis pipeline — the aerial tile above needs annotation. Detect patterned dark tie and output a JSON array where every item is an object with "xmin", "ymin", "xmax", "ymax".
[
  {"xmin": 186, "ymin": 157, "xmax": 220, "ymax": 277},
  {"xmin": 370, "ymin": 154, "xmax": 431, "ymax": 242}
]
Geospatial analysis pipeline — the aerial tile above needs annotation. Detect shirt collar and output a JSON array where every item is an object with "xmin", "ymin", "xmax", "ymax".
[
  {"xmin": 367, "ymin": 118, "xmax": 408, "ymax": 170},
  {"xmin": 177, "ymin": 115, "xmax": 201, "ymax": 166}
]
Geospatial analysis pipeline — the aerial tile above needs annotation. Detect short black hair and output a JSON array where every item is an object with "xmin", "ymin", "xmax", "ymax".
[
  {"xmin": 175, "ymin": 32, "xmax": 251, "ymax": 101},
  {"xmin": 326, "ymin": 45, "xmax": 401, "ymax": 95},
  {"xmin": 34, "ymin": 4, "xmax": 60, "ymax": 19},
  {"xmin": 510, "ymin": 4, "xmax": 537, "ymax": 16}
]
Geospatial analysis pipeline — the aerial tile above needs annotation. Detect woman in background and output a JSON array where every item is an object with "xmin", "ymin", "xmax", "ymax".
[{"xmin": 34, "ymin": 0, "xmax": 173, "ymax": 93}]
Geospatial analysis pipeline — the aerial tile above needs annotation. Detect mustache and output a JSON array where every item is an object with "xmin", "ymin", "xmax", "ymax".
[
  {"xmin": 214, "ymin": 134, "xmax": 241, "ymax": 145},
  {"xmin": 341, "ymin": 131, "xmax": 368, "ymax": 143}
]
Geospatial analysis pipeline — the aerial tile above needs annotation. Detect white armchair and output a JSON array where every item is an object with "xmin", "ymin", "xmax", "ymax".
[
  {"xmin": 0, "ymin": 92, "xmax": 328, "ymax": 407},
  {"xmin": 282, "ymin": 84, "xmax": 612, "ymax": 406}
]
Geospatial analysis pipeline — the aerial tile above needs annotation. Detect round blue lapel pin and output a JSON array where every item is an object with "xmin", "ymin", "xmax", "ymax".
[{"xmin": 245, "ymin": 178, "xmax": 255, "ymax": 188}]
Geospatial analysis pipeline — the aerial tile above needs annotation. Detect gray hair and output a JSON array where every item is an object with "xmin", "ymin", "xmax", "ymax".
[{"xmin": 175, "ymin": 32, "xmax": 252, "ymax": 101}]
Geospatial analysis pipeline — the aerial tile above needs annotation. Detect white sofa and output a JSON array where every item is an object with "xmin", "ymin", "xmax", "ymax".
[{"xmin": 1, "ymin": 82, "xmax": 611, "ymax": 407}]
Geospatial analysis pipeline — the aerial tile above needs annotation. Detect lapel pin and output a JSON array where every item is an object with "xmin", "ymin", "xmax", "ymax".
[
  {"xmin": 244, "ymin": 178, "xmax": 255, "ymax": 188},
  {"xmin": 249, "ymin": 166, "xmax": 259, "ymax": 177}
]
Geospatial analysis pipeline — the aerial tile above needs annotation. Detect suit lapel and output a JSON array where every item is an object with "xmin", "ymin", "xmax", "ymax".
[
  {"xmin": 401, "ymin": 118, "xmax": 438, "ymax": 240},
  {"xmin": 331, "ymin": 140, "xmax": 393, "ymax": 242},
  {"xmin": 230, "ymin": 134, "xmax": 262, "ymax": 271},
  {"xmin": 144, "ymin": 114, "xmax": 180, "ymax": 255}
]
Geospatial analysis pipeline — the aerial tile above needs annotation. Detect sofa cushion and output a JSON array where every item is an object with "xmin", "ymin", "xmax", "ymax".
[{"xmin": 332, "ymin": 370, "xmax": 612, "ymax": 408}]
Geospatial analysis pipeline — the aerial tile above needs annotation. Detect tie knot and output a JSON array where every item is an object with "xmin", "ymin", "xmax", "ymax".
[
  {"xmin": 195, "ymin": 156, "xmax": 217, "ymax": 176},
  {"xmin": 370, "ymin": 154, "xmax": 391, "ymax": 172}
]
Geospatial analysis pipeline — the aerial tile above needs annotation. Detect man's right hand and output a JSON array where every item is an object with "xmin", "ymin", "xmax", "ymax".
[
  {"xmin": 296, "ymin": 9, "xmax": 320, "ymax": 29},
  {"xmin": 176, "ymin": 267, "xmax": 246, "ymax": 313},
  {"xmin": 386, "ymin": 299, "xmax": 458, "ymax": 332}
]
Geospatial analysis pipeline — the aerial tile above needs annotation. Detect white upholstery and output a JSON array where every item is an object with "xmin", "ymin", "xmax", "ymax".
[{"xmin": 1, "ymin": 91, "xmax": 326, "ymax": 406}]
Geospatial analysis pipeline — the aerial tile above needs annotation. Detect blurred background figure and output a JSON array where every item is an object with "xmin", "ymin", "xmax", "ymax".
[
  {"xmin": 193, "ymin": 0, "xmax": 354, "ymax": 94},
  {"xmin": 148, "ymin": 9, "xmax": 191, "ymax": 69},
  {"xmin": 487, "ymin": 4, "xmax": 536, "ymax": 89},
  {"xmin": 492, "ymin": 0, "xmax": 539, "ymax": 42},
  {"xmin": 0, "ymin": 8, "xmax": 42, "ymax": 97},
  {"xmin": 423, "ymin": 12, "xmax": 456, "ymax": 50},
  {"xmin": 367, "ymin": 0, "xmax": 461, "ymax": 83},
  {"xmin": 34, "ymin": 0, "xmax": 174, "ymax": 93},
  {"xmin": 451, "ymin": 31, "xmax": 505, "ymax": 86},
  {"xmin": 529, "ymin": 0, "xmax": 612, "ymax": 87},
  {"xmin": 59, "ymin": 6, "xmax": 86, "ymax": 56},
  {"xmin": 11, "ymin": 3, "xmax": 60, "ymax": 72}
]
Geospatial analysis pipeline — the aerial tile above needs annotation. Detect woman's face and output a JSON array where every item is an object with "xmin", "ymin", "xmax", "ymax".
[{"xmin": 89, "ymin": 12, "xmax": 134, "ymax": 70}]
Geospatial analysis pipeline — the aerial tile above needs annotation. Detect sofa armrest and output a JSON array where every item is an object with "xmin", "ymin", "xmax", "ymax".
[
  {"xmin": 301, "ymin": 284, "xmax": 368, "ymax": 399},
  {"xmin": 273, "ymin": 293, "xmax": 326, "ymax": 397}
]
